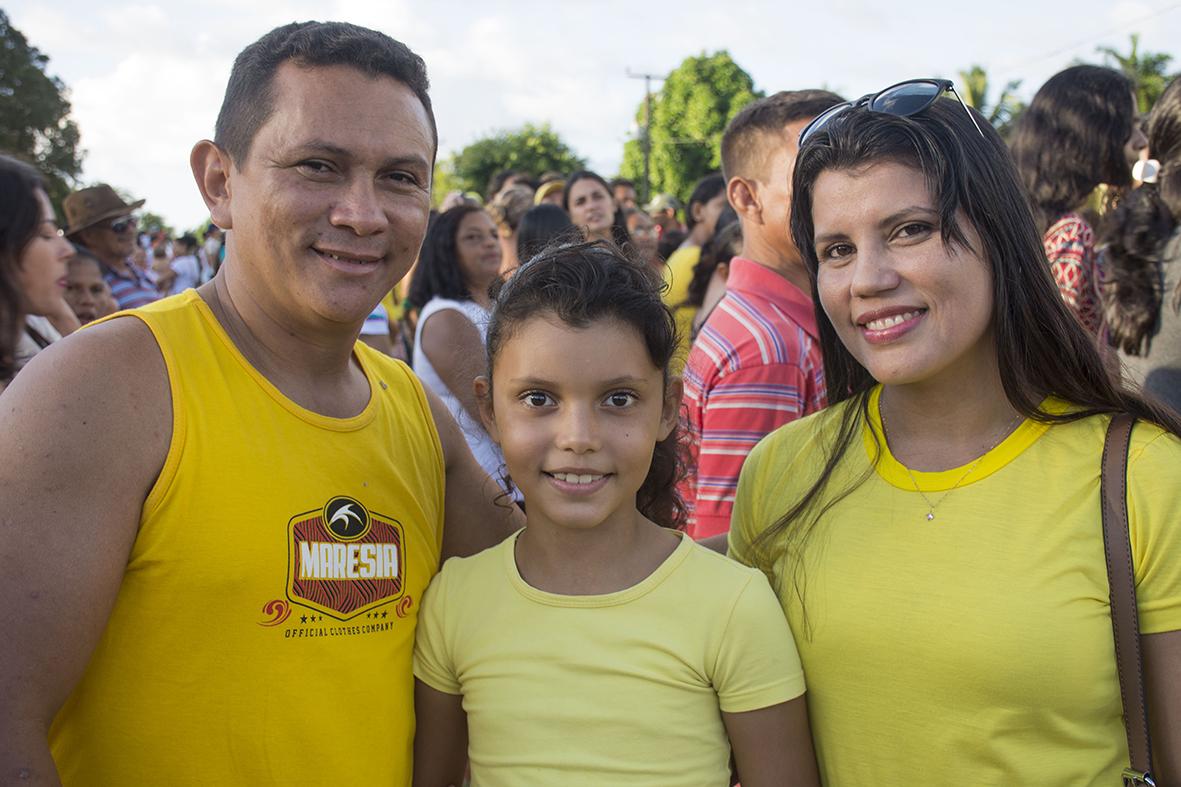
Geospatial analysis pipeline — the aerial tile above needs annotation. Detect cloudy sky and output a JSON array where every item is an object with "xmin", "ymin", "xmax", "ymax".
[{"xmin": 9, "ymin": 0, "xmax": 1180, "ymax": 230}]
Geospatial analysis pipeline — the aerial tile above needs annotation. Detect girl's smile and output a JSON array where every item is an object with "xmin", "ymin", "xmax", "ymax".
[{"xmin": 481, "ymin": 315, "xmax": 679, "ymax": 535}]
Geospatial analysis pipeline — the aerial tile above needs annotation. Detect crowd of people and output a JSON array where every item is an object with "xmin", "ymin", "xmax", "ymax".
[{"xmin": 0, "ymin": 19, "xmax": 1179, "ymax": 787}]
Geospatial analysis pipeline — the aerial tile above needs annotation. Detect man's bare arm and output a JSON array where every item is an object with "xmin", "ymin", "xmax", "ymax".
[
  {"xmin": 423, "ymin": 386, "xmax": 523, "ymax": 561},
  {"xmin": 0, "ymin": 319, "xmax": 171, "ymax": 785}
]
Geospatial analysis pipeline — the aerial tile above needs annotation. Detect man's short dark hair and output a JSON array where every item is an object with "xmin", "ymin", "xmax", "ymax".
[
  {"xmin": 610, "ymin": 178, "xmax": 635, "ymax": 190},
  {"xmin": 214, "ymin": 21, "xmax": 437, "ymax": 166},
  {"xmin": 721, "ymin": 90, "xmax": 844, "ymax": 181}
]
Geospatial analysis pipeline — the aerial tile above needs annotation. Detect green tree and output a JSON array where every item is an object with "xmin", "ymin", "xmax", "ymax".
[
  {"xmin": 137, "ymin": 211, "xmax": 174, "ymax": 237},
  {"xmin": 1097, "ymin": 33, "xmax": 1175, "ymax": 114},
  {"xmin": 620, "ymin": 51, "xmax": 760, "ymax": 204},
  {"xmin": 438, "ymin": 123, "xmax": 585, "ymax": 202},
  {"xmin": 957, "ymin": 65, "xmax": 1025, "ymax": 138},
  {"xmin": 0, "ymin": 10, "xmax": 84, "ymax": 210}
]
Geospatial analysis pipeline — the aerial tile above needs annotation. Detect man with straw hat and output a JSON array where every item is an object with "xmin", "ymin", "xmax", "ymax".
[{"xmin": 64, "ymin": 184, "xmax": 158, "ymax": 309}]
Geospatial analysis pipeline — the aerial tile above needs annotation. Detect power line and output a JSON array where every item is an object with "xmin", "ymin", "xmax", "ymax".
[{"xmin": 991, "ymin": 1, "xmax": 1181, "ymax": 80}]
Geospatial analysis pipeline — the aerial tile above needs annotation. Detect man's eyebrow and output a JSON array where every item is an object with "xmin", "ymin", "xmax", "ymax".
[{"xmin": 291, "ymin": 141, "xmax": 430, "ymax": 171}]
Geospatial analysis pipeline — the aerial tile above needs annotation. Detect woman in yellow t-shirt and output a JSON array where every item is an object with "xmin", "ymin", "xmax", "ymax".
[{"xmin": 730, "ymin": 79, "xmax": 1181, "ymax": 785}]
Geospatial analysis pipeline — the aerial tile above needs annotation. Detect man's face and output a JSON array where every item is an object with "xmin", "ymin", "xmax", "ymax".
[
  {"xmin": 755, "ymin": 119, "xmax": 811, "ymax": 267},
  {"xmin": 77, "ymin": 215, "xmax": 137, "ymax": 264},
  {"xmin": 221, "ymin": 62, "xmax": 434, "ymax": 328}
]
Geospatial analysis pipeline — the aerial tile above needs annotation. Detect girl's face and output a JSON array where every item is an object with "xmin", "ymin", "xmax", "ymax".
[
  {"xmin": 454, "ymin": 210, "xmax": 502, "ymax": 293},
  {"xmin": 812, "ymin": 161, "xmax": 996, "ymax": 389},
  {"xmin": 64, "ymin": 257, "xmax": 112, "ymax": 324},
  {"xmin": 17, "ymin": 189, "xmax": 73, "ymax": 317},
  {"xmin": 481, "ymin": 314, "xmax": 679, "ymax": 533},
  {"xmin": 567, "ymin": 178, "xmax": 615, "ymax": 238}
]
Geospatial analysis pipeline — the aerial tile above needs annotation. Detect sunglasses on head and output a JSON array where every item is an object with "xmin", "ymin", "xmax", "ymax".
[
  {"xmin": 109, "ymin": 217, "xmax": 137, "ymax": 234},
  {"xmin": 799, "ymin": 78, "xmax": 985, "ymax": 147}
]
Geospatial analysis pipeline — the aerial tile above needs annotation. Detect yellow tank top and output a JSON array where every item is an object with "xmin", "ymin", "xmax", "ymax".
[{"xmin": 49, "ymin": 291, "xmax": 445, "ymax": 785}]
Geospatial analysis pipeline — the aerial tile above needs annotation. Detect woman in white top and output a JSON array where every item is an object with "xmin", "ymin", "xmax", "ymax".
[
  {"xmin": 409, "ymin": 205, "xmax": 514, "ymax": 495},
  {"xmin": 0, "ymin": 155, "xmax": 77, "ymax": 394}
]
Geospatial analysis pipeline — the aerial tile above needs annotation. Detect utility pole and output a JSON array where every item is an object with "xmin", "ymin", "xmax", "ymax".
[{"xmin": 626, "ymin": 69, "xmax": 665, "ymax": 204}]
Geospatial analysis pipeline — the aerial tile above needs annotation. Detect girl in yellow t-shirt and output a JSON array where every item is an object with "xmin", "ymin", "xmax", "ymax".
[
  {"xmin": 730, "ymin": 79, "xmax": 1181, "ymax": 785},
  {"xmin": 413, "ymin": 242, "xmax": 820, "ymax": 786}
]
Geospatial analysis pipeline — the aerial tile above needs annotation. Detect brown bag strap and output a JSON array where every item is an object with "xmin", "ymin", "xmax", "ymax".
[{"xmin": 1100, "ymin": 413, "xmax": 1155, "ymax": 786}]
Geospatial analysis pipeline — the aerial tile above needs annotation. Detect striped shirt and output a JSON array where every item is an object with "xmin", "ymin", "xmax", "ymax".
[
  {"xmin": 103, "ymin": 260, "xmax": 160, "ymax": 310},
  {"xmin": 678, "ymin": 257, "xmax": 825, "ymax": 539}
]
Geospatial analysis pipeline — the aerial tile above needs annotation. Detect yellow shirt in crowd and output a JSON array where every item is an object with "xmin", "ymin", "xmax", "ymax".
[
  {"xmin": 662, "ymin": 245, "xmax": 701, "ymax": 374},
  {"xmin": 414, "ymin": 530, "xmax": 805, "ymax": 786},
  {"xmin": 730, "ymin": 385, "xmax": 1181, "ymax": 786}
]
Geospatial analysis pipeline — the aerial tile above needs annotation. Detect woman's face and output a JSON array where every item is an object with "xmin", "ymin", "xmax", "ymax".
[
  {"xmin": 455, "ymin": 210, "xmax": 502, "ymax": 294},
  {"xmin": 64, "ymin": 256, "xmax": 112, "ymax": 324},
  {"xmin": 567, "ymin": 178, "xmax": 616, "ymax": 238},
  {"xmin": 1123, "ymin": 91, "xmax": 1149, "ymax": 169},
  {"xmin": 626, "ymin": 211, "xmax": 659, "ymax": 264},
  {"xmin": 812, "ymin": 161, "xmax": 996, "ymax": 389},
  {"xmin": 693, "ymin": 191, "xmax": 729, "ymax": 239},
  {"xmin": 17, "ymin": 189, "xmax": 73, "ymax": 317}
]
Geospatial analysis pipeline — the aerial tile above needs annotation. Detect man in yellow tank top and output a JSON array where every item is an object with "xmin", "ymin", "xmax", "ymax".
[{"xmin": 0, "ymin": 22, "xmax": 520, "ymax": 785}]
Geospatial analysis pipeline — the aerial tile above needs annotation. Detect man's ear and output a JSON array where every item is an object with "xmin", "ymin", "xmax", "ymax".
[
  {"xmin": 727, "ymin": 176, "xmax": 762, "ymax": 226},
  {"xmin": 658, "ymin": 376, "xmax": 684, "ymax": 442},
  {"xmin": 190, "ymin": 140, "xmax": 235, "ymax": 230},
  {"xmin": 474, "ymin": 376, "xmax": 499, "ymax": 442}
]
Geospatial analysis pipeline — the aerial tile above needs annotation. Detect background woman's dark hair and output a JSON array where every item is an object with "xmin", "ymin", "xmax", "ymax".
[
  {"xmin": 685, "ymin": 204, "xmax": 739, "ymax": 309},
  {"xmin": 0, "ymin": 154, "xmax": 47, "ymax": 382},
  {"xmin": 516, "ymin": 204, "xmax": 577, "ymax": 263},
  {"xmin": 1011, "ymin": 64, "xmax": 1136, "ymax": 232},
  {"xmin": 484, "ymin": 240, "xmax": 686, "ymax": 529},
  {"xmin": 561, "ymin": 170, "xmax": 632, "ymax": 248},
  {"xmin": 1099, "ymin": 75, "xmax": 1181, "ymax": 355},
  {"xmin": 759, "ymin": 96, "xmax": 1181, "ymax": 624},
  {"xmin": 407, "ymin": 204, "xmax": 485, "ymax": 310},
  {"xmin": 684, "ymin": 173, "xmax": 726, "ymax": 232}
]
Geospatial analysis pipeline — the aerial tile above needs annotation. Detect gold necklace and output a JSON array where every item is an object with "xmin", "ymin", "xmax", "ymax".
[{"xmin": 879, "ymin": 404, "xmax": 1023, "ymax": 522}]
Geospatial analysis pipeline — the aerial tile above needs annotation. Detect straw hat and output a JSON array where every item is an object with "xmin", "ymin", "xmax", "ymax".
[{"xmin": 64, "ymin": 185, "xmax": 145, "ymax": 237}]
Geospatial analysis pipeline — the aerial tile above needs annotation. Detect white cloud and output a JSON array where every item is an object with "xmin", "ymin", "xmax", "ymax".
[{"xmin": 8, "ymin": 0, "xmax": 1179, "ymax": 229}]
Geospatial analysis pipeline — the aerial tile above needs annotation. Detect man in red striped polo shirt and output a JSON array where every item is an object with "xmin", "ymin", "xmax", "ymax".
[{"xmin": 680, "ymin": 90, "xmax": 844, "ymax": 540}]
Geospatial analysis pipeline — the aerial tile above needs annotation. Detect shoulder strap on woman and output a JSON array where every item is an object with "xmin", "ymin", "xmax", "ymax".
[{"xmin": 1100, "ymin": 413, "xmax": 1156, "ymax": 786}]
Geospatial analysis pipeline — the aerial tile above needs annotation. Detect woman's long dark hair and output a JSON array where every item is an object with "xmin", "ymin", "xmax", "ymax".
[
  {"xmin": 484, "ymin": 240, "xmax": 686, "ymax": 529},
  {"xmin": 0, "ymin": 155, "xmax": 47, "ymax": 383},
  {"xmin": 753, "ymin": 96, "xmax": 1181, "ymax": 623},
  {"xmin": 1100, "ymin": 76, "xmax": 1181, "ymax": 355},
  {"xmin": 407, "ymin": 204, "xmax": 484, "ymax": 310},
  {"xmin": 561, "ymin": 170, "xmax": 631, "ymax": 249},
  {"xmin": 1011, "ymin": 65, "xmax": 1137, "ymax": 232}
]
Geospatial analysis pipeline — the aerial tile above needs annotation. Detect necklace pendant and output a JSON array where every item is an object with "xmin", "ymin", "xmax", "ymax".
[{"xmin": 926, "ymin": 512, "xmax": 936, "ymax": 521}]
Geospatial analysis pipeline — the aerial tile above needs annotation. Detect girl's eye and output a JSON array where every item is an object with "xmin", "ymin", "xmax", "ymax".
[
  {"xmin": 521, "ymin": 391, "xmax": 553, "ymax": 408},
  {"xmin": 820, "ymin": 242, "xmax": 854, "ymax": 261},
  {"xmin": 604, "ymin": 391, "xmax": 637, "ymax": 408}
]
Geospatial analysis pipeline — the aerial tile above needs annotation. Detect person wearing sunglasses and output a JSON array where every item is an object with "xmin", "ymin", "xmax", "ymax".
[
  {"xmin": 728, "ymin": 79, "xmax": 1181, "ymax": 784},
  {"xmin": 64, "ymin": 183, "xmax": 160, "ymax": 310}
]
